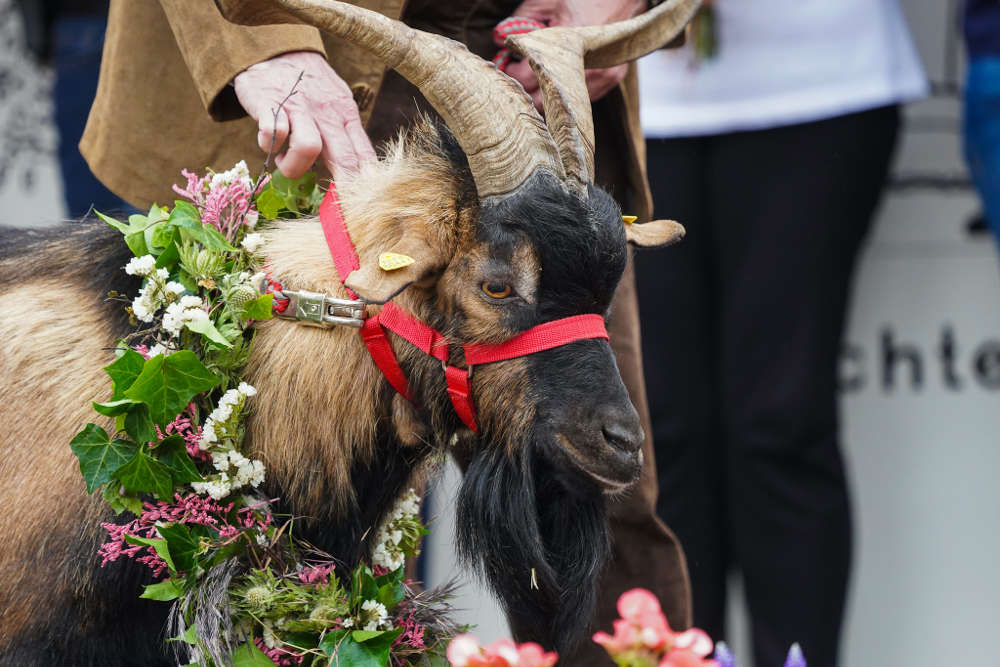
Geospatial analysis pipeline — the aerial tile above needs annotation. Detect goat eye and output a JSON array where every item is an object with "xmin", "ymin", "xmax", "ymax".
[{"xmin": 481, "ymin": 281, "xmax": 512, "ymax": 299}]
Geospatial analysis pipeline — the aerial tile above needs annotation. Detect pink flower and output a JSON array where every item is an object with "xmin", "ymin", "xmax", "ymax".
[
  {"xmin": 594, "ymin": 588, "xmax": 717, "ymax": 665},
  {"xmin": 658, "ymin": 648, "xmax": 718, "ymax": 667},
  {"xmin": 516, "ymin": 642, "xmax": 559, "ymax": 667},
  {"xmin": 446, "ymin": 634, "xmax": 558, "ymax": 667},
  {"xmin": 447, "ymin": 634, "xmax": 485, "ymax": 666}
]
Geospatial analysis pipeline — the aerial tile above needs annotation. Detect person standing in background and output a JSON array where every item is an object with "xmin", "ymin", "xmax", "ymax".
[
  {"xmin": 963, "ymin": 0, "xmax": 1000, "ymax": 243},
  {"xmin": 16, "ymin": 0, "xmax": 127, "ymax": 217},
  {"xmin": 634, "ymin": 2, "xmax": 927, "ymax": 665}
]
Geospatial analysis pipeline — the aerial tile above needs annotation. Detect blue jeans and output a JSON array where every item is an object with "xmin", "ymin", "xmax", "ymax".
[
  {"xmin": 52, "ymin": 15, "xmax": 131, "ymax": 218},
  {"xmin": 964, "ymin": 57, "xmax": 1000, "ymax": 243}
]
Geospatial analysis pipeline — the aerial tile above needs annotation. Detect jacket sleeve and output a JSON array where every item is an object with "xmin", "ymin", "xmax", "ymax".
[{"xmin": 158, "ymin": 0, "xmax": 327, "ymax": 121}]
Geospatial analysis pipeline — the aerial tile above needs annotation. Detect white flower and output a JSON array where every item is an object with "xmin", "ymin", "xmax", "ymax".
[
  {"xmin": 256, "ymin": 532, "xmax": 269, "ymax": 546},
  {"xmin": 185, "ymin": 308, "xmax": 208, "ymax": 324},
  {"xmin": 162, "ymin": 302, "xmax": 184, "ymax": 336},
  {"xmin": 132, "ymin": 296, "xmax": 154, "ymax": 322},
  {"xmin": 342, "ymin": 618, "xmax": 354, "ymax": 628},
  {"xmin": 147, "ymin": 343, "xmax": 171, "ymax": 358},
  {"xmin": 238, "ymin": 382, "xmax": 257, "ymax": 397},
  {"xmin": 165, "ymin": 281, "xmax": 185, "ymax": 297},
  {"xmin": 360, "ymin": 600, "xmax": 389, "ymax": 631},
  {"xmin": 241, "ymin": 233, "xmax": 264, "ymax": 253},
  {"xmin": 125, "ymin": 255, "xmax": 156, "ymax": 276},
  {"xmin": 210, "ymin": 403, "xmax": 233, "ymax": 423},
  {"xmin": 179, "ymin": 295, "xmax": 203, "ymax": 309},
  {"xmin": 154, "ymin": 268, "xmax": 169, "ymax": 281},
  {"xmin": 211, "ymin": 160, "xmax": 253, "ymax": 191},
  {"xmin": 211, "ymin": 451, "xmax": 230, "ymax": 472},
  {"xmin": 219, "ymin": 388, "xmax": 242, "ymax": 408},
  {"xmin": 228, "ymin": 451, "xmax": 249, "ymax": 468},
  {"xmin": 244, "ymin": 210, "xmax": 260, "ymax": 229},
  {"xmin": 198, "ymin": 424, "xmax": 218, "ymax": 449}
]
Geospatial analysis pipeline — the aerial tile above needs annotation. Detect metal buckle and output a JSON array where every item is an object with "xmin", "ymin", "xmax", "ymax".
[{"xmin": 277, "ymin": 289, "xmax": 366, "ymax": 328}]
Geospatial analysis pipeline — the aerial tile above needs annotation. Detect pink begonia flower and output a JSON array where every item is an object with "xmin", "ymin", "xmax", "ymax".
[
  {"xmin": 594, "ymin": 588, "xmax": 719, "ymax": 666},
  {"xmin": 658, "ymin": 648, "xmax": 719, "ymax": 667},
  {"xmin": 446, "ymin": 634, "xmax": 559, "ymax": 667},
  {"xmin": 516, "ymin": 642, "xmax": 559, "ymax": 667}
]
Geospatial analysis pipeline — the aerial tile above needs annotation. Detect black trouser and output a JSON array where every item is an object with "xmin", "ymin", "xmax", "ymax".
[{"xmin": 635, "ymin": 105, "xmax": 900, "ymax": 667}]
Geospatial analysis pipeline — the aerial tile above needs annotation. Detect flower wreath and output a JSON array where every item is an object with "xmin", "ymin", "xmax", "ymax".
[{"xmin": 70, "ymin": 162, "xmax": 459, "ymax": 667}]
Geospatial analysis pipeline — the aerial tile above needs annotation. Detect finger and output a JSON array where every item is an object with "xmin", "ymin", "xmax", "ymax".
[
  {"xmin": 343, "ymin": 114, "xmax": 377, "ymax": 167},
  {"xmin": 275, "ymin": 112, "xmax": 322, "ymax": 179},
  {"xmin": 258, "ymin": 103, "xmax": 290, "ymax": 155},
  {"xmin": 585, "ymin": 64, "xmax": 628, "ymax": 102},
  {"xmin": 504, "ymin": 59, "xmax": 540, "ymax": 97},
  {"xmin": 320, "ymin": 117, "xmax": 361, "ymax": 183}
]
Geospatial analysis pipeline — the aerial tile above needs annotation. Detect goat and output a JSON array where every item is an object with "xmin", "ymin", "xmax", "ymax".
[{"xmin": 0, "ymin": 0, "xmax": 698, "ymax": 664}]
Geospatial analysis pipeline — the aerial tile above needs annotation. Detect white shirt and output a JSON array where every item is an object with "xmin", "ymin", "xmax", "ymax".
[{"xmin": 638, "ymin": 0, "xmax": 929, "ymax": 137}]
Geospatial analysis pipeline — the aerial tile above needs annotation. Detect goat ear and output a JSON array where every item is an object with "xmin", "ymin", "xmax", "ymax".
[
  {"xmin": 344, "ymin": 231, "xmax": 444, "ymax": 304},
  {"xmin": 625, "ymin": 219, "xmax": 685, "ymax": 247}
]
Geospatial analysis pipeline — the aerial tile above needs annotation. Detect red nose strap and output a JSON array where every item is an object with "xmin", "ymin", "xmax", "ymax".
[{"xmin": 316, "ymin": 187, "xmax": 609, "ymax": 433}]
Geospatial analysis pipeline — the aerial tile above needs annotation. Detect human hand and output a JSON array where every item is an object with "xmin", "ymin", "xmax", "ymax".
[
  {"xmin": 503, "ymin": 0, "xmax": 644, "ymax": 111},
  {"xmin": 233, "ymin": 51, "xmax": 376, "ymax": 181}
]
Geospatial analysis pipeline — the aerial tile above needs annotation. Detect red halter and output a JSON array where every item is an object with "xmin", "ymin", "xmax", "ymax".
[{"xmin": 317, "ymin": 186, "xmax": 609, "ymax": 433}]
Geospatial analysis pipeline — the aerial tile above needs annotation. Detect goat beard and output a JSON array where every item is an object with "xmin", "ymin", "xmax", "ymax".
[{"xmin": 455, "ymin": 442, "xmax": 610, "ymax": 654}]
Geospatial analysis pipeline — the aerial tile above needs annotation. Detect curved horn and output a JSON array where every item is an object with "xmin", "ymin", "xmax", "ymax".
[
  {"xmin": 506, "ymin": 0, "xmax": 701, "ymax": 189},
  {"xmin": 214, "ymin": 0, "xmax": 564, "ymax": 199}
]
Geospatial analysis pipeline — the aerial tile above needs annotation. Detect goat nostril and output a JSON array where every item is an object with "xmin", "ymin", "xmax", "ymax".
[{"xmin": 602, "ymin": 421, "xmax": 641, "ymax": 452}]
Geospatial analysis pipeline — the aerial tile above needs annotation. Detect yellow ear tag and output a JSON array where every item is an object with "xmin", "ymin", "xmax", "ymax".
[
  {"xmin": 622, "ymin": 215, "xmax": 637, "ymax": 225},
  {"xmin": 378, "ymin": 252, "xmax": 416, "ymax": 271}
]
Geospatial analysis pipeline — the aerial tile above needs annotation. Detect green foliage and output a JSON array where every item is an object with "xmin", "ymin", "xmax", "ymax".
[
  {"xmin": 256, "ymin": 170, "xmax": 323, "ymax": 220},
  {"xmin": 105, "ymin": 349, "xmax": 146, "ymax": 400},
  {"xmin": 124, "ymin": 404, "xmax": 157, "ymax": 444},
  {"xmin": 242, "ymin": 294, "xmax": 274, "ymax": 321},
  {"xmin": 125, "ymin": 534, "xmax": 177, "ymax": 574},
  {"xmin": 117, "ymin": 449, "xmax": 174, "ymax": 500},
  {"xmin": 156, "ymin": 523, "xmax": 202, "ymax": 573},
  {"xmin": 141, "ymin": 578, "xmax": 184, "ymax": 602},
  {"xmin": 157, "ymin": 435, "xmax": 203, "ymax": 484},
  {"xmin": 70, "ymin": 424, "xmax": 140, "ymax": 493},
  {"xmin": 232, "ymin": 642, "xmax": 279, "ymax": 667},
  {"xmin": 320, "ymin": 628, "xmax": 403, "ymax": 667},
  {"xmin": 124, "ymin": 351, "xmax": 219, "ymax": 427}
]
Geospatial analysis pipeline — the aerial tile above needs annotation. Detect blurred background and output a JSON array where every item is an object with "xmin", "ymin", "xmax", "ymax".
[{"xmin": 1, "ymin": 0, "xmax": 995, "ymax": 664}]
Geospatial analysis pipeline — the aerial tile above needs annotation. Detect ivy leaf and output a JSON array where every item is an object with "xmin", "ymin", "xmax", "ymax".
[
  {"xmin": 140, "ymin": 205, "xmax": 171, "ymax": 256},
  {"xmin": 158, "ymin": 435, "xmax": 202, "ymax": 485},
  {"xmin": 242, "ymin": 294, "xmax": 274, "ymax": 321},
  {"xmin": 156, "ymin": 523, "xmax": 200, "ymax": 573},
  {"xmin": 167, "ymin": 625, "xmax": 199, "ymax": 645},
  {"xmin": 140, "ymin": 578, "xmax": 184, "ymax": 601},
  {"xmin": 320, "ymin": 628, "xmax": 401, "ymax": 666},
  {"xmin": 102, "ymin": 483, "xmax": 144, "ymax": 515},
  {"xmin": 124, "ymin": 351, "xmax": 219, "ymax": 428},
  {"xmin": 92, "ymin": 398, "xmax": 140, "ymax": 417},
  {"xmin": 200, "ymin": 224, "xmax": 236, "ymax": 253},
  {"xmin": 185, "ymin": 316, "xmax": 233, "ymax": 348},
  {"xmin": 154, "ymin": 227, "xmax": 182, "ymax": 271},
  {"xmin": 255, "ymin": 187, "xmax": 284, "ymax": 220},
  {"xmin": 124, "ymin": 534, "xmax": 176, "ymax": 574},
  {"xmin": 116, "ymin": 449, "xmax": 174, "ymax": 500},
  {"xmin": 96, "ymin": 210, "xmax": 150, "ymax": 257},
  {"xmin": 169, "ymin": 201, "xmax": 235, "ymax": 252},
  {"xmin": 105, "ymin": 349, "xmax": 146, "ymax": 400},
  {"xmin": 231, "ymin": 642, "xmax": 279, "ymax": 667},
  {"xmin": 377, "ymin": 580, "xmax": 404, "ymax": 609},
  {"xmin": 70, "ymin": 424, "xmax": 140, "ymax": 493},
  {"xmin": 352, "ymin": 564, "xmax": 379, "ymax": 602},
  {"xmin": 124, "ymin": 403, "xmax": 158, "ymax": 444}
]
